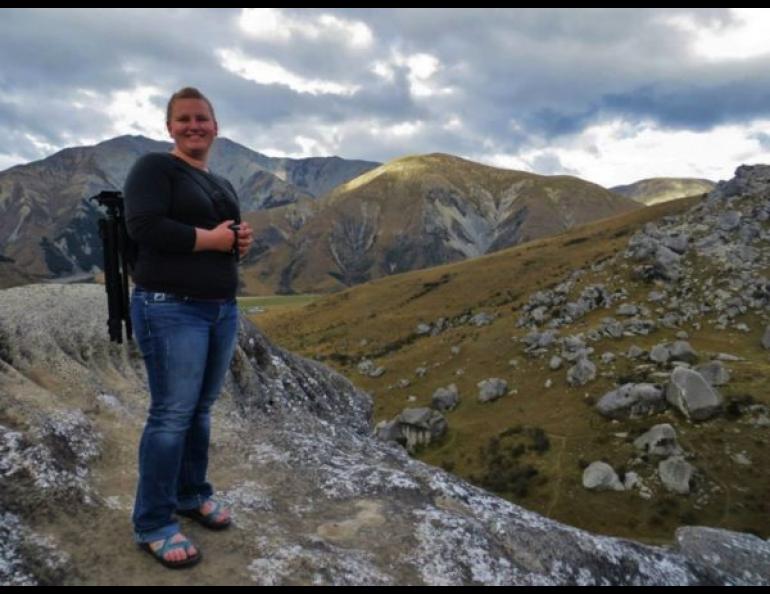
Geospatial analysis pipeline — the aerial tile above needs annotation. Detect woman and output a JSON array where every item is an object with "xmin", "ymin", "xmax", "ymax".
[{"xmin": 124, "ymin": 87, "xmax": 253, "ymax": 569}]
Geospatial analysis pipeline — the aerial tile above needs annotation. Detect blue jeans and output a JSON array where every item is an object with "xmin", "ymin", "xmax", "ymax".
[{"xmin": 130, "ymin": 287, "xmax": 238, "ymax": 544}]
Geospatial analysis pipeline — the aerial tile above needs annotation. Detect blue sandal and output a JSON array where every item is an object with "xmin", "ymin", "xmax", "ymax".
[
  {"xmin": 178, "ymin": 500, "xmax": 231, "ymax": 530},
  {"xmin": 139, "ymin": 535, "xmax": 202, "ymax": 569}
]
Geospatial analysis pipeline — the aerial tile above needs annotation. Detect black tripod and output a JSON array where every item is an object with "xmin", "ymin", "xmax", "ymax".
[{"xmin": 90, "ymin": 190, "xmax": 133, "ymax": 343}]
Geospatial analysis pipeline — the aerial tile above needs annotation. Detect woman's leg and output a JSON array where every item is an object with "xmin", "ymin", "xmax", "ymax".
[
  {"xmin": 177, "ymin": 300, "xmax": 238, "ymax": 511},
  {"xmin": 131, "ymin": 291, "xmax": 212, "ymax": 542}
]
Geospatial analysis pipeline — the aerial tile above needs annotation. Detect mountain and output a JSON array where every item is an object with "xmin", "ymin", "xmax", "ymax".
[
  {"xmin": 256, "ymin": 165, "xmax": 770, "ymax": 545},
  {"xmin": 0, "ymin": 282, "xmax": 767, "ymax": 585},
  {"xmin": 611, "ymin": 177, "xmax": 715, "ymax": 206},
  {"xmin": 241, "ymin": 153, "xmax": 643, "ymax": 294},
  {"xmin": 0, "ymin": 136, "xmax": 379, "ymax": 279}
]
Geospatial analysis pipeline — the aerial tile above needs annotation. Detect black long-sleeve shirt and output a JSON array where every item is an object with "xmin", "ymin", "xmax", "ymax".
[{"xmin": 124, "ymin": 152, "xmax": 241, "ymax": 299}]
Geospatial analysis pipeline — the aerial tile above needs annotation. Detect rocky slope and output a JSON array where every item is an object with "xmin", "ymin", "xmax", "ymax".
[
  {"xmin": 0, "ymin": 283, "xmax": 768, "ymax": 585},
  {"xmin": 255, "ymin": 166, "xmax": 770, "ymax": 546}
]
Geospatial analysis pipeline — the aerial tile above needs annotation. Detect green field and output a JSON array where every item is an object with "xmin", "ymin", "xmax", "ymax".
[{"xmin": 238, "ymin": 293, "xmax": 320, "ymax": 315}]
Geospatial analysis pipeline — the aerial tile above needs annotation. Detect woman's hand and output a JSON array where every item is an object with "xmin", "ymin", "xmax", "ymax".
[{"xmin": 236, "ymin": 221, "xmax": 253, "ymax": 259}]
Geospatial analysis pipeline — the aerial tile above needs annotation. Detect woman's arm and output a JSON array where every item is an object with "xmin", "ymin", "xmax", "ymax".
[
  {"xmin": 124, "ymin": 154, "xmax": 197, "ymax": 253},
  {"xmin": 193, "ymin": 220, "xmax": 237, "ymax": 252}
]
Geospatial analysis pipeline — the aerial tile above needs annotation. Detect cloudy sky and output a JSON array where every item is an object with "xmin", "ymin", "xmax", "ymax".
[{"xmin": 2, "ymin": 7, "xmax": 770, "ymax": 187}]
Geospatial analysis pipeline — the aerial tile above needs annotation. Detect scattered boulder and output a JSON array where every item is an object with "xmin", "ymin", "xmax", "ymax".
[
  {"xmin": 715, "ymin": 353, "xmax": 743, "ymax": 362},
  {"xmin": 522, "ymin": 329, "xmax": 559, "ymax": 354},
  {"xmin": 416, "ymin": 323, "xmax": 432, "ymax": 335},
  {"xmin": 600, "ymin": 352, "xmax": 616, "ymax": 365},
  {"xmin": 633, "ymin": 424, "xmax": 683, "ymax": 457},
  {"xmin": 375, "ymin": 407, "xmax": 449, "ymax": 452},
  {"xmin": 659, "ymin": 456, "xmax": 695, "ymax": 495},
  {"xmin": 649, "ymin": 341, "xmax": 698, "ymax": 366},
  {"xmin": 623, "ymin": 472, "xmax": 653, "ymax": 499},
  {"xmin": 599, "ymin": 317, "xmax": 624, "ymax": 339},
  {"xmin": 567, "ymin": 358, "xmax": 596, "ymax": 386},
  {"xmin": 469, "ymin": 312, "xmax": 495, "ymax": 327},
  {"xmin": 617, "ymin": 303, "xmax": 639, "ymax": 316},
  {"xmin": 694, "ymin": 360, "xmax": 731, "ymax": 387},
  {"xmin": 669, "ymin": 341, "xmax": 698, "ymax": 365},
  {"xmin": 398, "ymin": 408, "xmax": 448, "ymax": 452},
  {"xmin": 431, "ymin": 384, "xmax": 459, "ymax": 412},
  {"xmin": 665, "ymin": 367, "xmax": 723, "ymax": 421},
  {"xmin": 358, "ymin": 358, "xmax": 386, "ymax": 378},
  {"xmin": 583, "ymin": 461, "xmax": 625, "ymax": 491},
  {"xmin": 477, "ymin": 378, "xmax": 508, "ymax": 403},
  {"xmin": 596, "ymin": 383, "xmax": 665, "ymax": 419},
  {"xmin": 649, "ymin": 343, "xmax": 671, "ymax": 365}
]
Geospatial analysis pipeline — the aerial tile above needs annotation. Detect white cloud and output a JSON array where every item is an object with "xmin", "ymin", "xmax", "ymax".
[
  {"xmin": 370, "ymin": 60, "xmax": 395, "ymax": 82},
  {"xmin": 443, "ymin": 116, "xmax": 463, "ymax": 132},
  {"xmin": 484, "ymin": 118, "xmax": 770, "ymax": 187},
  {"xmin": 234, "ymin": 116, "xmax": 427, "ymax": 161},
  {"xmin": 293, "ymin": 135, "xmax": 330, "ymax": 157},
  {"xmin": 384, "ymin": 121, "xmax": 424, "ymax": 137},
  {"xmin": 664, "ymin": 8, "xmax": 770, "ymax": 61},
  {"xmin": 239, "ymin": 8, "xmax": 373, "ymax": 49},
  {"xmin": 217, "ymin": 48, "xmax": 360, "ymax": 96},
  {"xmin": 377, "ymin": 49, "xmax": 455, "ymax": 98},
  {"xmin": 102, "ymin": 85, "xmax": 168, "ymax": 139}
]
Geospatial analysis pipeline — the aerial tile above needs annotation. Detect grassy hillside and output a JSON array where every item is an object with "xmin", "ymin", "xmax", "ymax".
[
  {"xmin": 254, "ymin": 193, "xmax": 769, "ymax": 545},
  {"xmin": 239, "ymin": 153, "xmax": 641, "ymax": 294}
]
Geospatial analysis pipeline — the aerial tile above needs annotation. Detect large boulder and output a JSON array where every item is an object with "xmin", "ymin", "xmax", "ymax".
[
  {"xmin": 665, "ymin": 368, "xmax": 723, "ymax": 421},
  {"xmin": 596, "ymin": 383, "xmax": 666, "ymax": 419},
  {"xmin": 397, "ymin": 407, "xmax": 449, "ymax": 452}
]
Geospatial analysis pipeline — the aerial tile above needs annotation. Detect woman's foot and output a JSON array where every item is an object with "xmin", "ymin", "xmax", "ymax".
[
  {"xmin": 140, "ymin": 533, "xmax": 201, "ymax": 568},
  {"xmin": 178, "ymin": 499, "xmax": 231, "ymax": 529},
  {"xmin": 200, "ymin": 499, "xmax": 230, "ymax": 526},
  {"xmin": 151, "ymin": 533, "xmax": 198, "ymax": 562}
]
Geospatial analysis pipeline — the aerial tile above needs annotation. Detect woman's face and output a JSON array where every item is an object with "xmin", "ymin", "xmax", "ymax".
[{"xmin": 167, "ymin": 98, "xmax": 218, "ymax": 159}]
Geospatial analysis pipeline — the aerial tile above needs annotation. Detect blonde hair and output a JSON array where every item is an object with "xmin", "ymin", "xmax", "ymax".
[{"xmin": 166, "ymin": 87, "xmax": 216, "ymax": 124}]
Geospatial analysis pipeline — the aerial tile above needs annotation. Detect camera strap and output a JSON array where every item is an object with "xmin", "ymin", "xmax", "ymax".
[{"xmin": 176, "ymin": 163, "xmax": 241, "ymax": 224}]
